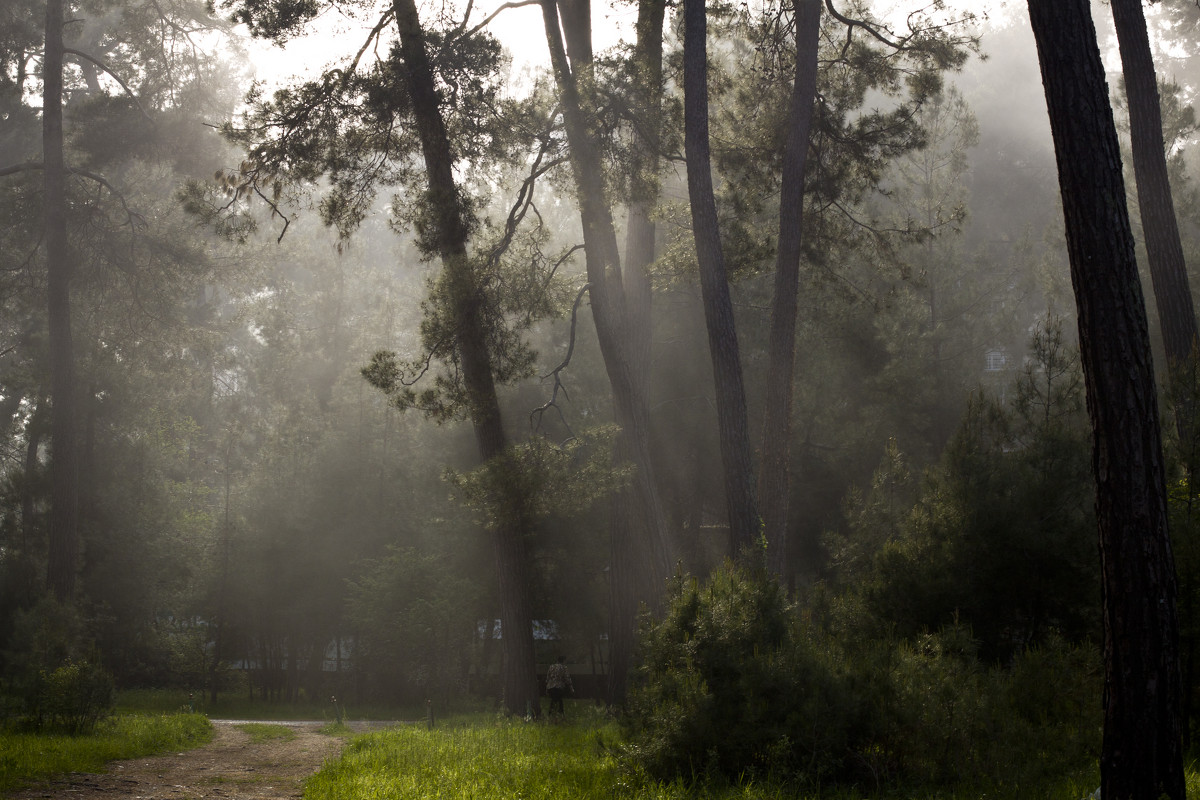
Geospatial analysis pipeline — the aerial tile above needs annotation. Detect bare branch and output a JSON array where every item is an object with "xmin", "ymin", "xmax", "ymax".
[
  {"xmin": 823, "ymin": 0, "xmax": 905, "ymax": 50},
  {"xmin": 0, "ymin": 161, "xmax": 43, "ymax": 178},
  {"xmin": 343, "ymin": 10, "xmax": 395, "ymax": 81},
  {"xmin": 252, "ymin": 184, "xmax": 293, "ymax": 243},
  {"xmin": 66, "ymin": 166, "xmax": 145, "ymax": 229},
  {"xmin": 530, "ymin": 282, "xmax": 590, "ymax": 436},
  {"xmin": 458, "ymin": 0, "xmax": 540, "ymax": 42},
  {"xmin": 0, "ymin": 160, "xmax": 143, "ymax": 230}
]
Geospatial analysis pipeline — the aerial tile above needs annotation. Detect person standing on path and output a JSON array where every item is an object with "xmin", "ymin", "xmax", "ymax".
[{"xmin": 545, "ymin": 655, "xmax": 573, "ymax": 718}]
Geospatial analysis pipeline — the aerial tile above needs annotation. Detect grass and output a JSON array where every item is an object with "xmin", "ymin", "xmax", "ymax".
[
  {"xmin": 0, "ymin": 712, "xmax": 212, "ymax": 793},
  {"xmin": 302, "ymin": 709, "xmax": 1200, "ymax": 800},
  {"xmin": 235, "ymin": 722, "xmax": 298, "ymax": 743}
]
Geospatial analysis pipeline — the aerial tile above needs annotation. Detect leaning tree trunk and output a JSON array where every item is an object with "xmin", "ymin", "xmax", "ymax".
[
  {"xmin": 683, "ymin": 0, "xmax": 759, "ymax": 558},
  {"xmin": 1026, "ymin": 0, "xmax": 1185, "ymax": 797},
  {"xmin": 44, "ymin": 0, "xmax": 80, "ymax": 603},
  {"xmin": 393, "ymin": 0, "xmax": 540, "ymax": 717},
  {"xmin": 759, "ymin": 0, "xmax": 820, "ymax": 579},
  {"xmin": 1110, "ymin": 0, "xmax": 1198, "ymax": 375},
  {"xmin": 541, "ymin": 0, "xmax": 674, "ymax": 705}
]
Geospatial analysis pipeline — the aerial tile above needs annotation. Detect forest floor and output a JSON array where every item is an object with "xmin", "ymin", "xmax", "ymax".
[{"xmin": 4, "ymin": 720, "xmax": 375, "ymax": 800}]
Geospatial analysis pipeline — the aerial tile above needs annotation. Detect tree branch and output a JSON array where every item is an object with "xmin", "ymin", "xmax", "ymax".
[
  {"xmin": 0, "ymin": 161, "xmax": 43, "ymax": 178},
  {"xmin": 823, "ymin": 0, "xmax": 905, "ymax": 49},
  {"xmin": 63, "ymin": 48, "xmax": 153, "ymax": 121},
  {"xmin": 531, "ymin": 282, "xmax": 591, "ymax": 436},
  {"xmin": 0, "ymin": 160, "xmax": 142, "ymax": 229},
  {"xmin": 458, "ymin": 0, "xmax": 541, "ymax": 42},
  {"xmin": 343, "ymin": 9, "xmax": 395, "ymax": 82}
]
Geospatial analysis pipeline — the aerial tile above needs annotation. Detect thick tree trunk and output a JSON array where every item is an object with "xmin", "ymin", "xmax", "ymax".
[
  {"xmin": 1110, "ymin": 0, "xmax": 1198, "ymax": 373},
  {"xmin": 759, "ymin": 0, "xmax": 820, "ymax": 579},
  {"xmin": 541, "ymin": 0, "xmax": 673, "ymax": 705},
  {"xmin": 44, "ymin": 0, "xmax": 79, "ymax": 603},
  {"xmin": 1026, "ymin": 1, "xmax": 1185, "ymax": 797},
  {"xmin": 393, "ymin": 0, "xmax": 540, "ymax": 717},
  {"xmin": 683, "ymin": 0, "xmax": 759, "ymax": 558},
  {"xmin": 623, "ymin": 0, "xmax": 664, "ymax": 399}
]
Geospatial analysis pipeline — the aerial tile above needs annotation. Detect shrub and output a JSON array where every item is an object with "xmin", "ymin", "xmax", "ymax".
[
  {"xmin": 27, "ymin": 660, "xmax": 116, "ymax": 734},
  {"xmin": 622, "ymin": 565, "xmax": 1101, "ymax": 795},
  {"xmin": 622, "ymin": 564, "xmax": 873, "ymax": 786}
]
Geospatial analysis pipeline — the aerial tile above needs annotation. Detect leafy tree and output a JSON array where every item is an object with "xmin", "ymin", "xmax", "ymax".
[
  {"xmin": 346, "ymin": 547, "xmax": 479, "ymax": 705},
  {"xmin": 854, "ymin": 320, "xmax": 1098, "ymax": 662},
  {"xmin": 205, "ymin": 0, "xmax": 582, "ymax": 715}
]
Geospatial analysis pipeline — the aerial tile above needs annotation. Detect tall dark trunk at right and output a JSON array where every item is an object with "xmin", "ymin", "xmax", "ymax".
[
  {"xmin": 758, "ymin": 0, "xmax": 820, "ymax": 579},
  {"xmin": 683, "ymin": 0, "xmax": 759, "ymax": 558},
  {"xmin": 1110, "ymin": 0, "xmax": 1198, "ymax": 378},
  {"xmin": 44, "ymin": 0, "xmax": 80, "ymax": 603},
  {"xmin": 394, "ymin": 0, "xmax": 540, "ymax": 717},
  {"xmin": 1026, "ymin": 0, "xmax": 1185, "ymax": 797}
]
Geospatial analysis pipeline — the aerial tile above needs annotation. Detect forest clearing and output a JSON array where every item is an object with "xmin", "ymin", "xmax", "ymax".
[
  {"xmin": 3, "ymin": 0, "xmax": 1200, "ymax": 795},
  {"xmin": 0, "ymin": 708, "xmax": 1161, "ymax": 800}
]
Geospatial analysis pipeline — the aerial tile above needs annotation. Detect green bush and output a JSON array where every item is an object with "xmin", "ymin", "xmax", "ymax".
[
  {"xmin": 28, "ymin": 660, "xmax": 116, "ymax": 734},
  {"xmin": 622, "ymin": 565, "xmax": 1100, "ymax": 794},
  {"xmin": 622, "ymin": 564, "xmax": 873, "ymax": 786}
]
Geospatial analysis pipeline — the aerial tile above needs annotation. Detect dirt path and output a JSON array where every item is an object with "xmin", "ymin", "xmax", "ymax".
[{"xmin": 6, "ymin": 721, "xmax": 363, "ymax": 800}]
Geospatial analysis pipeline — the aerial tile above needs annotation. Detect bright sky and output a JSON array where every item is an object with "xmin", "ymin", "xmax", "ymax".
[
  {"xmin": 247, "ymin": 0, "xmax": 634, "ymax": 88},
  {"xmin": 244, "ymin": 0, "xmax": 1030, "ymax": 92}
]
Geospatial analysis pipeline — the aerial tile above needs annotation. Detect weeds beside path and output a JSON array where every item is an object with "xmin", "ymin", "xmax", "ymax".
[{"xmin": 4, "ymin": 721, "xmax": 355, "ymax": 800}]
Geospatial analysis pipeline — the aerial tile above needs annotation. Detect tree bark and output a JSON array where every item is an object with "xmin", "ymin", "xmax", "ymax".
[
  {"xmin": 683, "ymin": 0, "xmax": 759, "ymax": 558},
  {"xmin": 393, "ymin": 0, "xmax": 540, "ymax": 717},
  {"xmin": 759, "ymin": 0, "xmax": 820, "ymax": 579},
  {"xmin": 1026, "ymin": 1, "xmax": 1185, "ymax": 797},
  {"xmin": 605, "ymin": 0, "xmax": 667, "ymax": 706},
  {"xmin": 44, "ymin": 0, "xmax": 80, "ymax": 603},
  {"xmin": 540, "ymin": 0, "xmax": 674, "ymax": 705},
  {"xmin": 1109, "ymin": 0, "xmax": 1198, "ymax": 374},
  {"xmin": 21, "ymin": 398, "xmax": 45, "ymax": 551}
]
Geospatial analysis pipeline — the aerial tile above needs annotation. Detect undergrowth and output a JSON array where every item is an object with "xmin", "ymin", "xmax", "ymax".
[{"xmin": 302, "ymin": 712, "xmax": 1130, "ymax": 800}]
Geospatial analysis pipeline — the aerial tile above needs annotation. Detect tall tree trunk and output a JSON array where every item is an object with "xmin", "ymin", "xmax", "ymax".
[
  {"xmin": 540, "ymin": 0, "xmax": 673, "ymax": 705},
  {"xmin": 623, "ymin": 0, "xmax": 664, "ymax": 400},
  {"xmin": 683, "ymin": 0, "xmax": 759, "ymax": 558},
  {"xmin": 44, "ymin": 0, "xmax": 80, "ymax": 603},
  {"xmin": 393, "ymin": 0, "xmax": 540, "ymax": 717},
  {"xmin": 21, "ymin": 399, "xmax": 45, "ymax": 551},
  {"xmin": 1026, "ymin": 1, "xmax": 1185, "ymax": 797},
  {"xmin": 1110, "ymin": 0, "xmax": 1198, "ymax": 374},
  {"xmin": 758, "ymin": 0, "xmax": 820, "ymax": 579},
  {"xmin": 608, "ymin": 0, "xmax": 666, "ymax": 706}
]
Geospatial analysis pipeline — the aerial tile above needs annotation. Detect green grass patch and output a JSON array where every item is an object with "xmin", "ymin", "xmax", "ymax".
[
  {"xmin": 303, "ymin": 712, "xmax": 1200, "ymax": 800},
  {"xmin": 305, "ymin": 713, "xmax": 629, "ymax": 800},
  {"xmin": 235, "ymin": 722, "xmax": 297, "ymax": 744},
  {"xmin": 0, "ymin": 713, "xmax": 212, "ymax": 793},
  {"xmin": 320, "ymin": 722, "xmax": 355, "ymax": 737}
]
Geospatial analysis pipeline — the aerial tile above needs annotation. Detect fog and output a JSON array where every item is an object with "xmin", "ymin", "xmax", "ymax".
[{"xmin": 1, "ymin": 0, "xmax": 1198, "ymax": 726}]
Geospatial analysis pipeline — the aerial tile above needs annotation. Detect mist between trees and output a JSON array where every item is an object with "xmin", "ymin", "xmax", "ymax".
[{"xmin": 2, "ymin": 0, "xmax": 1200, "ymax": 794}]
